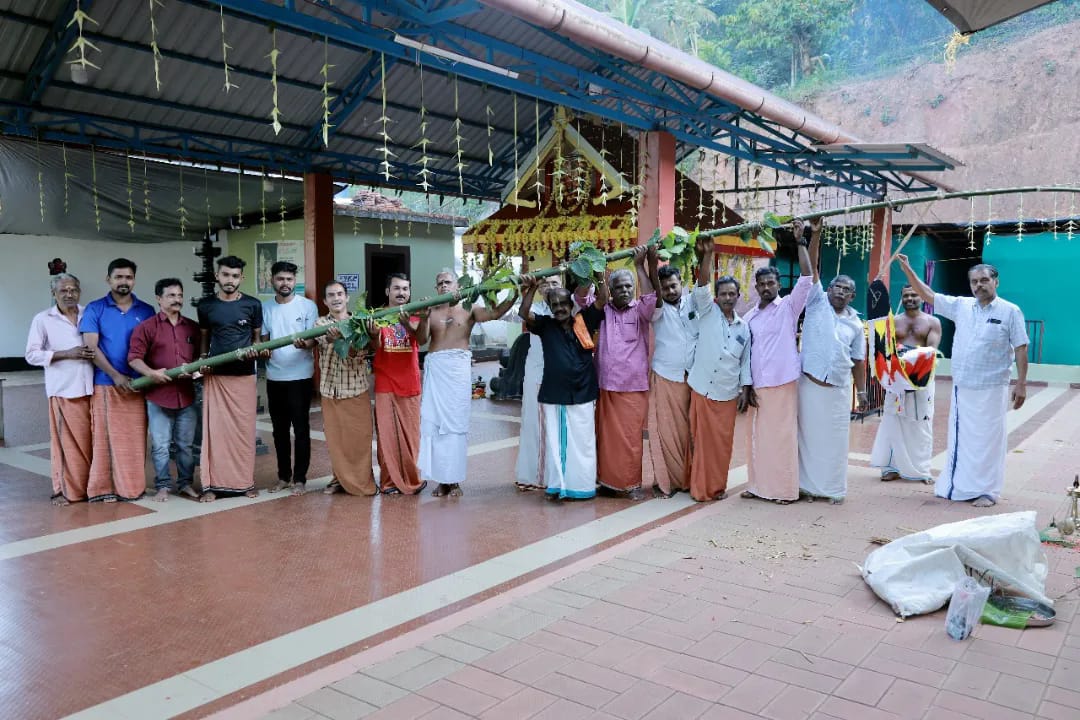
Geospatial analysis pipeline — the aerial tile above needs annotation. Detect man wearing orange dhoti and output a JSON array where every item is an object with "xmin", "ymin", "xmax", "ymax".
[
  {"xmin": 308, "ymin": 281, "xmax": 377, "ymax": 496},
  {"xmin": 686, "ymin": 237, "xmax": 753, "ymax": 502},
  {"xmin": 368, "ymin": 273, "xmax": 428, "ymax": 495},
  {"xmin": 80, "ymin": 259, "xmax": 156, "ymax": 501},
  {"xmin": 578, "ymin": 246, "xmax": 658, "ymax": 500},
  {"xmin": 740, "ymin": 221, "xmax": 814, "ymax": 504},
  {"xmin": 196, "ymin": 256, "xmax": 265, "ymax": 502},
  {"xmin": 26, "ymin": 273, "xmax": 95, "ymax": 505},
  {"xmin": 648, "ymin": 264, "xmax": 696, "ymax": 497}
]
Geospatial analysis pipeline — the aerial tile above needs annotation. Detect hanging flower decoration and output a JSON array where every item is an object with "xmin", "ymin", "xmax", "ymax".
[
  {"xmin": 220, "ymin": 7, "xmax": 238, "ymax": 92},
  {"xmin": 319, "ymin": 37, "xmax": 334, "ymax": 146},
  {"xmin": 66, "ymin": 1, "xmax": 101, "ymax": 72},
  {"xmin": 268, "ymin": 28, "xmax": 282, "ymax": 133},
  {"xmin": 148, "ymin": 0, "xmax": 163, "ymax": 91}
]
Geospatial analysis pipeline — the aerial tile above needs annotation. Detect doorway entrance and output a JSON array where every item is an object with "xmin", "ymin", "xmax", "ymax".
[{"xmin": 365, "ymin": 244, "xmax": 411, "ymax": 309}]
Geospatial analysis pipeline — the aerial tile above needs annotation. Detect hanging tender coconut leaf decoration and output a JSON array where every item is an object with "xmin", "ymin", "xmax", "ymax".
[
  {"xmin": 35, "ymin": 136, "xmax": 45, "ymax": 223},
  {"xmin": 220, "ymin": 6, "xmax": 238, "ymax": 92},
  {"xmin": 126, "ymin": 155, "xmax": 136, "ymax": 232},
  {"xmin": 143, "ymin": 156, "xmax": 152, "ymax": 221},
  {"xmin": 533, "ymin": 98, "xmax": 543, "ymax": 200},
  {"xmin": 177, "ymin": 165, "xmax": 188, "ymax": 238},
  {"xmin": 91, "ymin": 145, "xmax": 101, "ymax": 232},
  {"xmin": 62, "ymin": 143, "xmax": 73, "ymax": 215},
  {"xmin": 1016, "ymin": 194, "xmax": 1024, "ymax": 242},
  {"xmin": 320, "ymin": 36, "xmax": 334, "ymax": 147},
  {"xmin": 278, "ymin": 168, "xmax": 287, "ymax": 238},
  {"xmin": 148, "ymin": 0, "xmax": 163, "ymax": 91},
  {"xmin": 453, "ymin": 75, "xmax": 466, "ymax": 194},
  {"xmin": 377, "ymin": 53, "xmax": 395, "ymax": 181},
  {"xmin": 267, "ymin": 28, "xmax": 282, "ymax": 133},
  {"xmin": 260, "ymin": 170, "xmax": 267, "ymax": 239},
  {"xmin": 414, "ymin": 65, "xmax": 433, "ymax": 192},
  {"xmin": 67, "ymin": 0, "xmax": 100, "ymax": 71}
]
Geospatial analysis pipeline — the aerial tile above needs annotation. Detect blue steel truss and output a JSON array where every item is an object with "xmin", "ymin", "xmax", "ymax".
[{"xmin": 0, "ymin": 0, "xmax": 948, "ymax": 200}]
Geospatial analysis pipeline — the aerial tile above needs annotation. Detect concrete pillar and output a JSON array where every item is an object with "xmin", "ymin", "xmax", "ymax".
[
  {"xmin": 636, "ymin": 131, "xmax": 677, "ymax": 245},
  {"xmin": 303, "ymin": 172, "xmax": 335, "ymax": 312},
  {"xmin": 868, "ymin": 206, "xmax": 893, "ymax": 284}
]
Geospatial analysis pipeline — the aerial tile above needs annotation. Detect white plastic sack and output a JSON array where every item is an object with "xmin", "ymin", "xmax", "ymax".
[{"xmin": 860, "ymin": 511, "xmax": 1051, "ymax": 617}]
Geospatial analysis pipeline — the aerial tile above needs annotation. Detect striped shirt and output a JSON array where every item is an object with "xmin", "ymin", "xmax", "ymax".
[{"xmin": 315, "ymin": 315, "xmax": 370, "ymax": 399}]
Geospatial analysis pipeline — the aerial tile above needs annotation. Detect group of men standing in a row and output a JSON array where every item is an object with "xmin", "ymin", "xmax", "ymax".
[
  {"xmin": 26, "ymin": 254, "xmax": 517, "ymax": 504},
  {"xmin": 512, "ymin": 219, "xmax": 1030, "ymax": 508},
  {"xmin": 512, "ymin": 219, "xmax": 868, "ymax": 503}
]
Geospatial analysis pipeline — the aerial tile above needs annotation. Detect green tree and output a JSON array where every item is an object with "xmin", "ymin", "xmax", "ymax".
[{"xmin": 720, "ymin": 0, "xmax": 856, "ymax": 87}]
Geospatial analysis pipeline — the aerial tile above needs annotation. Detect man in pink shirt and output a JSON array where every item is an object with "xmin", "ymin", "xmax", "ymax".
[
  {"xmin": 579, "ymin": 246, "xmax": 658, "ymax": 500},
  {"xmin": 25, "ymin": 273, "xmax": 95, "ymax": 505},
  {"xmin": 740, "ymin": 221, "xmax": 814, "ymax": 504}
]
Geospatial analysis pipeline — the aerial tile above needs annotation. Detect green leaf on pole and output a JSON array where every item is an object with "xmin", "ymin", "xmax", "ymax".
[{"xmin": 332, "ymin": 338, "xmax": 351, "ymax": 359}]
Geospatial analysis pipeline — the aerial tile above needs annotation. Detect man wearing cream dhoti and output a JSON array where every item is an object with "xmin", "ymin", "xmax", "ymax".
[
  {"xmin": 421, "ymin": 270, "xmax": 518, "ymax": 497},
  {"xmin": 870, "ymin": 285, "xmax": 941, "ymax": 483},
  {"xmin": 894, "ymin": 255, "xmax": 1028, "ymax": 508}
]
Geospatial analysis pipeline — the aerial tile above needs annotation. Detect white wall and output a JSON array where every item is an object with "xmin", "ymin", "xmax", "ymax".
[{"xmin": 1, "ymin": 233, "xmax": 205, "ymax": 359}]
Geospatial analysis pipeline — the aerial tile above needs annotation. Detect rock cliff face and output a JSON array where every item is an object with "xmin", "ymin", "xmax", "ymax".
[{"xmin": 802, "ymin": 20, "xmax": 1080, "ymax": 221}]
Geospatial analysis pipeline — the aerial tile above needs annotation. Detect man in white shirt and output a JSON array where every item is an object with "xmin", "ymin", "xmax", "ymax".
[
  {"xmin": 261, "ymin": 261, "xmax": 319, "ymax": 495},
  {"xmin": 25, "ymin": 273, "xmax": 95, "ymax": 505},
  {"xmin": 648, "ymin": 264, "xmax": 698, "ymax": 497},
  {"xmin": 797, "ymin": 220, "xmax": 867, "ymax": 504},
  {"xmin": 895, "ymin": 255, "xmax": 1028, "ymax": 507},
  {"xmin": 685, "ymin": 237, "xmax": 752, "ymax": 502}
]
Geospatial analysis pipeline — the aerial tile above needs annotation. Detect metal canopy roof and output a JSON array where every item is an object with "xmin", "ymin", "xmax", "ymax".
[
  {"xmin": 0, "ymin": 0, "xmax": 949, "ymax": 202},
  {"xmin": 811, "ymin": 143, "xmax": 962, "ymax": 173},
  {"xmin": 926, "ymin": 1, "xmax": 1061, "ymax": 33}
]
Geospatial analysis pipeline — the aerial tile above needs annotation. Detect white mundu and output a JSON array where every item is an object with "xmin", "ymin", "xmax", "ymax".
[{"xmin": 419, "ymin": 348, "xmax": 472, "ymax": 486}]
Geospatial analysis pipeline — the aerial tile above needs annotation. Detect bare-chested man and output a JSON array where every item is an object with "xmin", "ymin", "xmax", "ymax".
[
  {"xmin": 870, "ymin": 284, "xmax": 942, "ymax": 482},
  {"xmin": 420, "ymin": 269, "xmax": 518, "ymax": 497}
]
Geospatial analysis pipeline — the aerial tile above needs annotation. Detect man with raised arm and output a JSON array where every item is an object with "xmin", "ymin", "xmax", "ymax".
[
  {"xmin": 797, "ymin": 220, "xmax": 867, "ymax": 504},
  {"xmin": 894, "ymin": 255, "xmax": 1028, "ymax": 507},
  {"xmin": 579, "ymin": 246, "xmax": 658, "ymax": 500},
  {"xmin": 686, "ymin": 237, "xmax": 752, "ymax": 502},
  {"xmin": 515, "ymin": 272, "xmax": 564, "ymax": 491},
  {"xmin": 421, "ymin": 270, "xmax": 518, "ymax": 498},
  {"xmin": 740, "ymin": 224, "xmax": 814, "ymax": 505},
  {"xmin": 518, "ymin": 275, "xmax": 603, "ymax": 500},
  {"xmin": 26, "ymin": 273, "xmax": 95, "ymax": 505},
  {"xmin": 648, "ymin": 263, "xmax": 697, "ymax": 497},
  {"xmin": 870, "ymin": 285, "xmax": 942, "ymax": 483},
  {"xmin": 367, "ymin": 273, "xmax": 429, "ymax": 496}
]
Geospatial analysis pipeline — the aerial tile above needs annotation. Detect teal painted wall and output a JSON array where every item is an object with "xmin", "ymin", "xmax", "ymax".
[{"xmin": 982, "ymin": 231, "xmax": 1077, "ymax": 365}]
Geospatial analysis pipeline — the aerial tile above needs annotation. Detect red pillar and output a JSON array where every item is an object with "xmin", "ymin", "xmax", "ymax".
[
  {"xmin": 636, "ymin": 131, "xmax": 677, "ymax": 245},
  {"xmin": 303, "ymin": 172, "xmax": 335, "ymax": 313},
  {"xmin": 868, "ymin": 206, "xmax": 893, "ymax": 284}
]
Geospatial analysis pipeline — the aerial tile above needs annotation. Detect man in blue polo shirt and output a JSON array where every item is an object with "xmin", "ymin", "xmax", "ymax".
[{"xmin": 80, "ymin": 258, "xmax": 155, "ymax": 501}]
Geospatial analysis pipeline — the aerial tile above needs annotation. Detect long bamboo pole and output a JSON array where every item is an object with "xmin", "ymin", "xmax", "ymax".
[{"xmin": 130, "ymin": 185, "xmax": 1080, "ymax": 390}]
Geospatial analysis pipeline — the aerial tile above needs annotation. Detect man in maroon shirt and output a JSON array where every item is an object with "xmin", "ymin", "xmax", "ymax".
[{"xmin": 128, "ymin": 278, "xmax": 200, "ymax": 500}]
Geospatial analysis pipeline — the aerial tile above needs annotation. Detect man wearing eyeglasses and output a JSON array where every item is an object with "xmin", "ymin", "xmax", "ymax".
[{"xmin": 797, "ymin": 220, "xmax": 867, "ymax": 504}]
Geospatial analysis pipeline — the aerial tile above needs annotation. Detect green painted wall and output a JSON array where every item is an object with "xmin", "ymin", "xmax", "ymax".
[
  {"xmin": 982, "ymin": 231, "xmax": 1077, "ymax": 365},
  {"xmin": 223, "ymin": 216, "xmax": 455, "ymax": 302}
]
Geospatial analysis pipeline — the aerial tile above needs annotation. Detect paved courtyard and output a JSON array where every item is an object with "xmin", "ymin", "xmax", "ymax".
[{"xmin": 0, "ymin": 368, "xmax": 1077, "ymax": 719}]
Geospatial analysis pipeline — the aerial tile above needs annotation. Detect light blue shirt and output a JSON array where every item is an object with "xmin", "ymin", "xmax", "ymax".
[
  {"xmin": 262, "ymin": 295, "xmax": 318, "ymax": 381},
  {"xmin": 800, "ymin": 281, "xmax": 866, "ymax": 387},
  {"xmin": 650, "ymin": 293, "xmax": 697, "ymax": 383},
  {"xmin": 687, "ymin": 286, "xmax": 751, "ymax": 401}
]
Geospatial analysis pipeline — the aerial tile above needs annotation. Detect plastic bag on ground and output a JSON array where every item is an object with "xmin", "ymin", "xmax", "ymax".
[
  {"xmin": 945, "ymin": 577, "xmax": 991, "ymax": 640},
  {"xmin": 860, "ymin": 511, "xmax": 1052, "ymax": 617}
]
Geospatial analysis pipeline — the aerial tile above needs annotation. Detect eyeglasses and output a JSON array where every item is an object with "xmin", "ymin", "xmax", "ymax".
[{"xmin": 830, "ymin": 286, "xmax": 856, "ymax": 296}]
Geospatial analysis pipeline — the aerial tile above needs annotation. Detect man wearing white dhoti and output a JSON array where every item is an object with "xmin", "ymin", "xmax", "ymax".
[
  {"xmin": 518, "ymin": 275, "xmax": 602, "ymax": 500},
  {"xmin": 798, "ymin": 220, "xmax": 867, "ymax": 504},
  {"xmin": 895, "ymin": 256, "xmax": 1028, "ymax": 507},
  {"xmin": 514, "ymin": 274, "xmax": 563, "ymax": 490},
  {"xmin": 870, "ymin": 285, "xmax": 941, "ymax": 482},
  {"xmin": 422, "ymin": 270, "xmax": 518, "ymax": 497}
]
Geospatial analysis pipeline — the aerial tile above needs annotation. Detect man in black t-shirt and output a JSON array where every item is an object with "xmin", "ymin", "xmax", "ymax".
[
  {"xmin": 195, "ymin": 255, "xmax": 266, "ymax": 501},
  {"xmin": 519, "ymin": 275, "xmax": 602, "ymax": 501}
]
